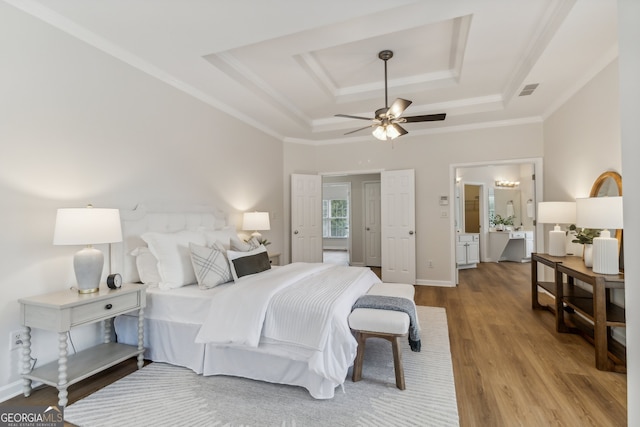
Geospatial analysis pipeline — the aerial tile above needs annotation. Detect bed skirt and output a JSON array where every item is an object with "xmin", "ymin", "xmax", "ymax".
[{"xmin": 114, "ymin": 314, "xmax": 343, "ymax": 399}]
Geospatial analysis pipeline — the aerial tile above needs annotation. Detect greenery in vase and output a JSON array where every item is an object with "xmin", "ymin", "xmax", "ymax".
[
  {"xmin": 490, "ymin": 214, "xmax": 515, "ymax": 227},
  {"xmin": 568, "ymin": 224, "xmax": 600, "ymax": 244}
]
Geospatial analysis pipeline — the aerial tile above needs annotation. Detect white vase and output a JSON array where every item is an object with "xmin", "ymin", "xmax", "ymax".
[{"xmin": 583, "ymin": 244, "xmax": 593, "ymax": 268}]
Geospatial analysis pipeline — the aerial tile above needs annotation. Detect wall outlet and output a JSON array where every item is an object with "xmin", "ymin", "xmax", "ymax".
[
  {"xmin": 9, "ymin": 330, "xmax": 24, "ymax": 351},
  {"xmin": 427, "ymin": 259, "xmax": 434, "ymax": 268}
]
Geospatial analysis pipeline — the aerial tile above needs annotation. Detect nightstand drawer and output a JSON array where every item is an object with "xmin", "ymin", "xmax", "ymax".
[{"xmin": 71, "ymin": 292, "xmax": 139, "ymax": 325}]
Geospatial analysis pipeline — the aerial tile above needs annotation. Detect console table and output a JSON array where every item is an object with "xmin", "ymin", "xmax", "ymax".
[
  {"xmin": 531, "ymin": 253, "xmax": 625, "ymax": 372},
  {"xmin": 19, "ymin": 283, "xmax": 146, "ymax": 406}
]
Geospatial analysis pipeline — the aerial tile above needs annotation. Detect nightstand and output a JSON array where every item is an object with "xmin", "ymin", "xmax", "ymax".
[
  {"xmin": 268, "ymin": 252, "xmax": 281, "ymax": 266},
  {"xmin": 18, "ymin": 283, "xmax": 147, "ymax": 407}
]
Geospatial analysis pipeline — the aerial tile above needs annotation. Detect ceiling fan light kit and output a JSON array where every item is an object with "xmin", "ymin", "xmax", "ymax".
[{"xmin": 336, "ymin": 50, "xmax": 446, "ymax": 141}]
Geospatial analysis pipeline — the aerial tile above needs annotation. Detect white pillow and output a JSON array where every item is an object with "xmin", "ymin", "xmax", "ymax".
[
  {"xmin": 227, "ymin": 245, "xmax": 271, "ymax": 281},
  {"xmin": 141, "ymin": 230, "xmax": 207, "ymax": 289},
  {"xmin": 230, "ymin": 236, "xmax": 260, "ymax": 252},
  {"xmin": 189, "ymin": 242, "xmax": 232, "ymax": 289},
  {"xmin": 202, "ymin": 226, "xmax": 238, "ymax": 250},
  {"xmin": 130, "ymin": 247, "xmax": 161, "ymax": 284}
]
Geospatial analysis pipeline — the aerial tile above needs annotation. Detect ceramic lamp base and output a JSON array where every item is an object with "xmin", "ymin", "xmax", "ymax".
[
  {"xmin": 74, "ymin": 246, "xmax": 103, "ymax": 293},
  {"xmin": 592, "ymin": 230, "xmax": 619, "ymax": 275},
  {"xmin": 548, "ymin": 227, "xmax": 566, "ymax": 257}
]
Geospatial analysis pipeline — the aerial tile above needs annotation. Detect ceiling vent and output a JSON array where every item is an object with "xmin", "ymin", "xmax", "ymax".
[{"xmin": 519, "ymin": 83, "xmax": 539, "ymax": 96}]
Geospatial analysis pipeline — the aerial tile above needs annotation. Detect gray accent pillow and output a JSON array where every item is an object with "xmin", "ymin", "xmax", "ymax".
[{"xmin": 189, "ymin": 242, "xmax": 232, "ymax": 289}]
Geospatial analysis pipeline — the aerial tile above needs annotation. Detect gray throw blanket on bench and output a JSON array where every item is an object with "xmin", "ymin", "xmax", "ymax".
[{"xmin": 352, "ymin": 295, "xmax": 421, "ymax": 352}]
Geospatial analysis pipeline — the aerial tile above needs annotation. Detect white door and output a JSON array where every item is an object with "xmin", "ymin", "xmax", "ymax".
[
  {"xmin": 291, "ymin": 174, "xmax": 323, "ymax": 263},
  {"xmin": 381, "ymin": 169, "xmax": 416, "ymax": 283},
  {"xmin": 364, "ymin": 181, "xmax": 382, "ymax": 267}
]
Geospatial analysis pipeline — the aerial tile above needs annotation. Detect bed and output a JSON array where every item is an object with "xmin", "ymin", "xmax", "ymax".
[{"xmin": 112, "ymin": 204, "xmax": 381, "ymax": 399}]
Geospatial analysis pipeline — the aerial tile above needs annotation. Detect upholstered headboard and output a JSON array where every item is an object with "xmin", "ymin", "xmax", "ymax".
[{"xmin": 111, "ymin": 204, "xmax": 227, "ymax": 283}]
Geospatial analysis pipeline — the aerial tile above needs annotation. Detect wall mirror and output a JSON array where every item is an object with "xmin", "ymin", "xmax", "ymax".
[
  {"xmin": 590, "ymin": 171, "xmax": 623, "ymax": 268},
  {"xmin": 488, "ymin": 188, "xmax": 522, "ymax": 228}
]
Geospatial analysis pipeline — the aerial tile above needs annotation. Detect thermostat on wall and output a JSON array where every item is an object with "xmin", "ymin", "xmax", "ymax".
[{"xmin": 439, "ymin": 196, "xmax": 449, "ymax": 206}]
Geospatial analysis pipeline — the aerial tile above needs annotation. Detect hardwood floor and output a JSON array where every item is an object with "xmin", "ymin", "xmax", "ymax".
[
  {"xmin": 2, "ymin": 262, "xmax": 627, "ymax": 426},
  {"xmin": 416, "ymin": 262, "xmax": 627, "ymax": 427}
]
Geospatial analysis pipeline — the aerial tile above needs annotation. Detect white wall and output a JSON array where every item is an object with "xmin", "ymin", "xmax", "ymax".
[{"xmin": 0, "ymin": 4, "xmax": 283, "ymax": 398}]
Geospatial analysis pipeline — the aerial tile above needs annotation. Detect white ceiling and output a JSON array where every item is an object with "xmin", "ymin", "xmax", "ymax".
[{"xmin": 7, "ymin": 0, "xmax": 618, "ymax": 144}]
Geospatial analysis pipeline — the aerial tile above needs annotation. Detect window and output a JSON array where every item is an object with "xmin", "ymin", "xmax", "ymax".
[{"xmin": 323, "ymin": 199, "xmax": 349, "ymax": 238}]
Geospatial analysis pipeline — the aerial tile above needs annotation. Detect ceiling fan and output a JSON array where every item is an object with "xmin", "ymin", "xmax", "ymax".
[{"xmin": 335, "ymin": 50, "xmax": 446, "ymax": 140}]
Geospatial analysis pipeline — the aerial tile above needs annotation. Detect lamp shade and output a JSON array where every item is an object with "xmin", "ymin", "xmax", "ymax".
[
  {"xmin": 575, "ymin": 197, "xmax": 623, "ymax": 229},
  {"xmin": 242, "ymin": 211, "xmax": 270, "ymax": 231},
  {"xmin": 53, "ymin": 207, "xmax": 123, "ymax": 245},
  {"xmin": 576, "ymin": 196, "xmax": 623, "ymax": 274},
  {"xmin": 537, "ymin": 202, "xmax": 576, "ymax": 224}
]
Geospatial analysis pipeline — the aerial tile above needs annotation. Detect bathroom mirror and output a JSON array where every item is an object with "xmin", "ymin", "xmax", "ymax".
[
  {"xmin": 590, "ymin": 171, "xmax": 623, "ymax": 268},
  {"xmin": 488, "ymin": 188, "xmax": 521, "ymax": 228}
]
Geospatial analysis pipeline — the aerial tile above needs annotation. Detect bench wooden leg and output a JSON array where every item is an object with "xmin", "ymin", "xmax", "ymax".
[
  {"xmin": 391, "ymin": 335, "xmax": 405, "ymax": 390},
  {"xmin": 352, "ymin": 331, "xmax": 366, "ymax": 382},
  {"xmin": 352, "ymin": 330, "xmax": 406, "ymax": 390}
]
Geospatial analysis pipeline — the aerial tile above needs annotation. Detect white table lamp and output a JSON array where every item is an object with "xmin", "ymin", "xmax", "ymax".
[
  {"xmin": 242, "ymin": 211, "xmax": 270, "ymax": 239},
  {"xmin": 537, "ymin": 202, "xmax": 576, "ymax": 256},
  {"xmin": 54, "ymin": 205, "xmax": 123, "ymax": 293},
  {"xmin": 576, "ymin": 196, "xmax": 623, "ymax": 274}
]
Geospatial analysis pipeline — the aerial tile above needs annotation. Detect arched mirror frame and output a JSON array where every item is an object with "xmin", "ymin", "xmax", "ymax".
[{"xmin": 589, "ymin": 171, "xmax": 623, "ymax": 266}]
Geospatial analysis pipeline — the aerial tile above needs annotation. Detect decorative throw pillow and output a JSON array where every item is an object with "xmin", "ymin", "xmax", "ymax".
[
  {"xmin": 141, "ymin": 230, "xmax": 207, "ymax": 289},
  {"xmin": 189, "ymin": 242, "xmax": 232, "ymax": 289},
  {"xmin": 226, "ymin": 245, "xmax": 271, "ymax": 281},
  {"xmin": 130, "ymin": 247, "xmax": 161, "ymax": 284},
  {"xmin": 230, "ymin": 236, "xmax": 261, "ymax": 252}
]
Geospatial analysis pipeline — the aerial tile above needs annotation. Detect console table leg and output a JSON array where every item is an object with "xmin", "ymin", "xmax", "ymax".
[
  {"xmin": 57, "ymin": 332, "xmax": 68, "ymax": 407},
  {"xmin": 593, "ymin": 278, "xmax": 612, "ymax": 370}
]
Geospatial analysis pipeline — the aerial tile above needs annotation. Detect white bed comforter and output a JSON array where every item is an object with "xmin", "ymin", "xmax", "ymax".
[{"xmin": 195, "ymin": 262, "xmax": 378, "ymax": 384}]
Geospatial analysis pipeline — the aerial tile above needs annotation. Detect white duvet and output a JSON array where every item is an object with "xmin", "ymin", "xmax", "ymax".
[{"xmin": 195, "ymin": 262, "xmax": 379, "ymax": 384}]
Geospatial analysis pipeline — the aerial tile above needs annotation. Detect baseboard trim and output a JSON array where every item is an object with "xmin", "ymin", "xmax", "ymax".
[
  {"xmin": 416, "ymin": 279, "xmax": 456, "ymax": 287},
  {"xmin": 0, "ymin": 379, "xmax": 41, "ymax": 403}
]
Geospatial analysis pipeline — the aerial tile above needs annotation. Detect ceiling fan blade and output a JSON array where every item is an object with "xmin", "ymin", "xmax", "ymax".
[
  {"xmin": 390, "ymin": 123, "xmax": 408, "ymax": 137},
  {"xmin": 402, "ymin": 113, "xmax": 447, "ymax": 123},
  {"xmin": 335, "ymin": 114, "xmax": 373, "ymax": 121},
  {"xmin": 387, "ymin": 98, "xmax": 412, "ymax": 118},
  {"xmin": 344, "ymin": 125, "xmax": 374, "ymax": 135}
]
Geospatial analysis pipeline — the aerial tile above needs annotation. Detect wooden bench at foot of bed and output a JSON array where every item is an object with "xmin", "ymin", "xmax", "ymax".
[{"xmin": 348, "ymin": 283, "xmax": 415, "ymax": 390}]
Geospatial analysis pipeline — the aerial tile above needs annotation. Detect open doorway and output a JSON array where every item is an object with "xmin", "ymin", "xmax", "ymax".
[
  {"xmin": 321, "ymin": 181, "xmax": 351, "ymax": 266},
  {"xmin": 463, "ymin": 184, "xmax": 481, "ymax": 233},
  {"xmin": 322, "ymin": 173, "xmax": 381, "ymax": 267},
  {"xmin": 452, "ymin": 159, "xmax": 542, "ymax": 279}
]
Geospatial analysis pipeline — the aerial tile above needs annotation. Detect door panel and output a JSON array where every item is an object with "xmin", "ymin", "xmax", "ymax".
[
  {"xmin": 381, "ymin": 169, "xmax": 416, "ymax": 283},
  {"xmin": 364, "ymin": 181, "xmax": 381, "ymax": 267},
  {"xmin": 291, "ymin": 174, "xmax": 322, "ymax": 263}
]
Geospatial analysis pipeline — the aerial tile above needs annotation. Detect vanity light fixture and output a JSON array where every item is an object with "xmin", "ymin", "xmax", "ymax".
[
  {"xmin": 576, "ymin": 196, "xmax": 623, "ymax": 274},
  {"xmin": 495, "ymin": 180, "xmax": 520, "ymax": 188},
  {"xmin": 53, "ymin": 205, "xmax": 123, "ymax": 293},
  {"xmin": 537, "ymin": 202, "xmax": 576, "ymax": 257}
]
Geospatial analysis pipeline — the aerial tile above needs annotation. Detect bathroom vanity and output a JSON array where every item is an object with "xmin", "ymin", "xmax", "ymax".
[{"xmin": 489, "ymin": 230, "xmax": 533, "ymax": 262}]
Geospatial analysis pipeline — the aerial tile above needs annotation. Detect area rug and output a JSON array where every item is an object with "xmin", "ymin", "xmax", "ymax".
[{"xmin": 65, "ymin": 306, "xmax": 459, "ymax": 426}]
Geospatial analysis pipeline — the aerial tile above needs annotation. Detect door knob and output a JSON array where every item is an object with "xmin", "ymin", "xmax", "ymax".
[
  {"xmin": 409, "ymin": 230, "xmax": 414, "ymax": 235},
  {"xmin": 294, "ymin": 230, "xmax": 299, "ymax": 234}
]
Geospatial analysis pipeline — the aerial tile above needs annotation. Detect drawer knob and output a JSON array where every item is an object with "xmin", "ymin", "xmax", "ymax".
[{"xmin": 105, "ymin": 304, "xmax": 113, "ymax": 310}]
